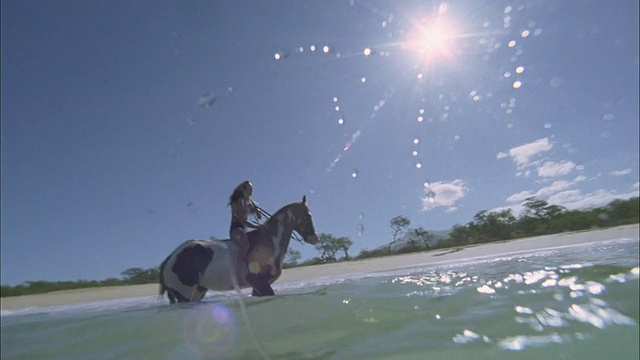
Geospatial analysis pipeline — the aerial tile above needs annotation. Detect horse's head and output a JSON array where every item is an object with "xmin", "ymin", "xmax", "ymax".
[{"xmin": 291, "ymin": 196, "xmax": 318, "ymax": 245}]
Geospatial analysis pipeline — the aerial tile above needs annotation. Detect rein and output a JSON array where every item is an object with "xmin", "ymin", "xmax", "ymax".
[{"xmin": 255, "ymin": 205, "xmax": 304, "ymax": 244}]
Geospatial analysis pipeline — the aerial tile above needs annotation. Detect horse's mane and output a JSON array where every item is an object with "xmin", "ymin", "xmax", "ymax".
[
  {"xmin": 247, "ymin": 201, "xmax": 304, "ymax": 240},
  {"xmin": 269, "ymin": 201, "xmax": 304, "ymax": 219}
]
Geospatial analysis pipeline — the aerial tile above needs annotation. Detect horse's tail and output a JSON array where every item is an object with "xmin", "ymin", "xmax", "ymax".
[{"xmin": 158, "ymin": 254, "xmax": 171, "ymax": 297}]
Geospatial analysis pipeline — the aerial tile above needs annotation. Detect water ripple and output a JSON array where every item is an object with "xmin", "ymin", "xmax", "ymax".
[{"xmin": 389, "ymin": 252, "xmax": 638, "ymax": 353}]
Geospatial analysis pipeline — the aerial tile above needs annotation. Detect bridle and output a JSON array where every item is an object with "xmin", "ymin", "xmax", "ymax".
[{"xmin": 254, "ymin": 205, "xmax": 306, "ymax": 244}]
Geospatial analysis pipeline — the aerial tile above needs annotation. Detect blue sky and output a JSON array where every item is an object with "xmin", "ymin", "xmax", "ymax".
[{"xmin": 2, "ymin": 0, "xmax": 638, "ymax": 285}]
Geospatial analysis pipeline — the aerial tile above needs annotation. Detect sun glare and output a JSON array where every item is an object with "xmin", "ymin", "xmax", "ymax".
[
  {"xmin": 406, "ymin": 19, "xmax": 459, "ymax": 62},
  {"xmin": 404, "ymin": 6, "xmax": 460, "ymax": 64}
]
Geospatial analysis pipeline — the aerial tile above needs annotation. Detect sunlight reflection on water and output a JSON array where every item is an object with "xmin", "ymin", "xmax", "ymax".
[{"xmin": 389, "ymin": 262, "xmax": 638, "ymax": 352}]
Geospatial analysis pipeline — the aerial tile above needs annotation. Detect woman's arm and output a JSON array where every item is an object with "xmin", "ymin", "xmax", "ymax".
[
  {"xmin": 250, "ymin": 200, "xmax": 262, "ymax": 220},
  {"xmin": 232, "ymin": 200, "xmax": 261, "ymax": 228}
]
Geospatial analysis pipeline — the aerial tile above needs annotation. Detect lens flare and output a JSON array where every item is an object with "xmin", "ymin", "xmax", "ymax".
[
  {"xmin": 268, "ymin": 2, "xmax": 538, "ymax": 177},
  {"xmin": 183, "ymin": 303, "xmax": 237, "ymax": 358},
  {"xmin": 326, "ymin": 90, "xmax": 391, "ymax": 172}
]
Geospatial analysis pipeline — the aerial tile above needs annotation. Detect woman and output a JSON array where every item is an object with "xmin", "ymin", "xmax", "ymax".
[{"xmin": 228, "ymin": 180, "xmax": 262, "ymax": 278}]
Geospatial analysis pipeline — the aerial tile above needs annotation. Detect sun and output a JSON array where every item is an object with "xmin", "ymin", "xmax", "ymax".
[{"xmin": 403, "ymin": 5, "xmax": 460, "ymax": 64}]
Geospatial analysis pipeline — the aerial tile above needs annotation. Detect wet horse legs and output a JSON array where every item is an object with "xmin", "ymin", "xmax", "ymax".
[{"xmin": 246, "ymin": 273, "xmax": 275, "ymax": 296}]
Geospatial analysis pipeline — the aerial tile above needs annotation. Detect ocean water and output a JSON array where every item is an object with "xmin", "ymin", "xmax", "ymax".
[{"xmin": 2, "ymin": 237, "xmax": 638, "ymax": 360}]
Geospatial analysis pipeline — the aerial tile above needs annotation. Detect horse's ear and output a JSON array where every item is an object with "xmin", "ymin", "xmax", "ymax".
[{"xmin": 302, "ymin": 195, "xmax": 307, "ymax": 204}]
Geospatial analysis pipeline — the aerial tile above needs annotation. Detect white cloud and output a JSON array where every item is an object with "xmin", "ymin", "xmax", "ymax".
[
  {"xmin": 499, "ymin": 138, "xmax": 583, "ymax": 180},
  {"xmin": 547, "ymin": 190, "xmax": 583, "ymax": 205},
  {"xmin": 535, "ymin": 180, "xmax": 572, "ymax": 197},
  {"xmin": 516, "ymin": 169, "xmax": 533, "ymax": 177},
  {"xmin": 548, "ymin": 189, "xmax": 640, "ymax": 210},
  {"xmin": 501, "ymin": 175, "xmax": 635, "ymax": 217},
  {"xmin": 610, "ymin": 169, "xmax": 631, "ymax": 176},
  {"xmin": 506, "ymin": 176, "xmax": 586, "ymax": 209},
  {"xmin": 499, "ymin": 138, "xmax": 553, "ymax": 169},
  {"xmin": 535, "ymin": 176, "xmax": 586, "ymax": 197},
  {"xmin": 537, "ymin": 161, "xmax": 576, "ymax": 178},
  {"xmin": 506, "ymin": 191, "xmax": 532, "ymax": 203},
  {"xmin": 422, "ymin": 180, "xmax": 468, "ymax": 212}
]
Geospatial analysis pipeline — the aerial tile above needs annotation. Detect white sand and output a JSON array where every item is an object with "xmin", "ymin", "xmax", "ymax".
[{"xmin": 2, "ymin": 224, "xmax": 637, "ymax": 311}]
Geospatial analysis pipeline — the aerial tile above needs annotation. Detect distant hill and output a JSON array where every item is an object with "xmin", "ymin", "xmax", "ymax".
[{"xmin": 376, "ymin": 229, "xmax": 450, "ymax": 252}]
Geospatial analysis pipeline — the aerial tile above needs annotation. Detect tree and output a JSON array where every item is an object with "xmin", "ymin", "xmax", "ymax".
[
  {"xmin": 284, "ymin": 248, "xmax": 301, "ymax": 267},
  {"xmin": 298, "ymin": 257, "xmax": 323, "ymax": 266},
  {"xmin": 560, "ymin": 209, "xmax": 595, "ymax": 231},
  {"xmin": 121, "ymin": 267, "xmax": 158, "ymax": 284},
  {"xmin": 315, "ymin": 233, "xmax": 341, "ymax": 262},
  {"xmin": 334, "ymin": 236, "xmax": 353, "ymax": 259},
  {"xmin": 470, "ymin": 209, "xmax": 516, "ymax": 242},
  {"xmin": 523, "ymin": 197, "xmax": 565, "ymax": 219},
  {"xmin": 448, "ymin": 224, "xmax": 471, "ymax": 246},
  {"xmin": 407, "ymin": 227, "xmax": 433, "ymax": 249},
  {"xmin": 314, "ymin": 234, "xmax": 353, "ymax": 262},
  {"xmin": 389, "ymin": 215, "xmax": 411, "ymax": 251},
  {"xmin": 521, "ymin": 197, "xmax": 567, "ymax": 235},
  {"xmin": 606, "ymin": 197, "xmax": 639, "ymax": 225},
  {"xmin": 355, "ymin": 247, "xmax": 390, "ymax": 259},
  {"xmin": 102, "ymin": 278, "xmax": 125, "ymax": 286}
]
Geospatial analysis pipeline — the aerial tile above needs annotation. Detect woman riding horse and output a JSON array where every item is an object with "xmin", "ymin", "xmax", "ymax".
[
  {"xmin": 228, "ymin": 180, "xmax": 262, "ymax": 280},
  {"xmin": 159, "ymin": 196, "xmax": 318, "ymax": 302}
]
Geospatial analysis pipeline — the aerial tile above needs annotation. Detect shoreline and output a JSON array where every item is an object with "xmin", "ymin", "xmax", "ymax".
[{"xmin": 2, "ymin": 224, "xmax": 638, "ymax": 311}]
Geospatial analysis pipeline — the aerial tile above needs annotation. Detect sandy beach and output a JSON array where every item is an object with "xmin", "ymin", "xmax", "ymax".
[{"xmin": 2, "ymin": 224, "xmax": 638, "ymax": 311}]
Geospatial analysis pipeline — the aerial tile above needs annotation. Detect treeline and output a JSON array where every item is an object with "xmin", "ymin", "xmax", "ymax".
[
  {"xmin": 284, "ymin": 215, "xmax": 435, "ymax": 266},
  {"xmin": 439, "ymin": 196, "xmax": 639, "ymax": 247},
  {"xmin": 2, "ymin": 197, "xmax": 637, "ymax": 297},
  {"xmin": 283, "ymin": 234, "xmax": 354, "ymax": 268},
  {"xmin": 1, "ymin": 268, "xmax": 159, "ymax": 297},
  {"xmin": 284, "ymin": 196, "xmax": 639, "ymax": 266}
]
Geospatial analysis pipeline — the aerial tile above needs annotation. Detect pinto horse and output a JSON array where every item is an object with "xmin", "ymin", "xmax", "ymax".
[{"xmin": 159, "ymin": 196, "xmax": 318, "ymax": 303}]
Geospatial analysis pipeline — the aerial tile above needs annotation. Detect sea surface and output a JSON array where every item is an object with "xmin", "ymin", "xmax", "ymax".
[{"xmin": 2, "ymin": 237, "xmax": 639, "ymax": 360}]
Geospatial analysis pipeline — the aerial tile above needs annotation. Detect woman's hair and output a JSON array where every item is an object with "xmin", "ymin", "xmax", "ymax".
[{"xmin": 228, "ymin": 181, "xmax": 252, "ymax": 205}]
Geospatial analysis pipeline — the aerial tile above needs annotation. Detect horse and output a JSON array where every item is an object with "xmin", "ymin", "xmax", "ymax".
[{"xmin": 159, "ymin": 196, "xmax": 318, "ymax": 303}]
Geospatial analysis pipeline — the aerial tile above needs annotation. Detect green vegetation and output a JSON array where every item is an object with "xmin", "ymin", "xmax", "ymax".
[
  {"xmin": 282, "ymin": 248, "xmax": 302, "ymax": 268},
  {"xmin": 437, "ymin": 196, "xmax": 639, "ymax": 248},
  {"xmin": 1, "ymin": 267, "xmax": 159, "ymax": 297},
  {"xmin": 2, "ymin": 197, "xmax": 637, "ymax": 297}
]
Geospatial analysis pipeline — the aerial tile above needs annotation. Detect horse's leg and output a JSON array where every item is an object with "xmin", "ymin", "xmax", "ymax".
[
  {"xmin": 195, "ymin": 285, "xmax": 208, "ymax": 302},
  {"xmin": 247, "ymin": 274, "xmax": 275, "ymax": 296},
  {"xmin": 251, "ymin": 285, "xmax": 274, "ymax": 296},
  {"xmin": 167, "ymin": 291, "xmax": 177, "ymax": 304},
  {"xmin": 167, "ymin": 288, "xmax": 189, "ymax": 303},
  {"xmin": 251, "ymin": 286, "xmax": 274, "ymax": 296},
  {"xmin": 189, "ymin": 284, "xmax": 208, "ymax": 302}
]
